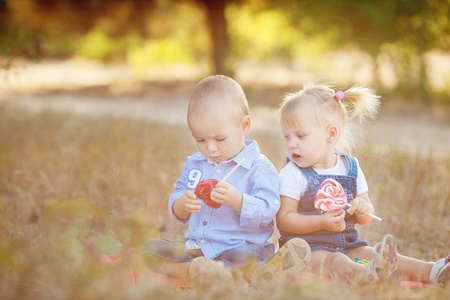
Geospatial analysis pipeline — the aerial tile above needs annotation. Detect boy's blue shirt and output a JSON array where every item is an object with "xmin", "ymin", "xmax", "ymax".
[{"xmin": 168, "ymin": 140, "xmax": 280, "ymax": 259}]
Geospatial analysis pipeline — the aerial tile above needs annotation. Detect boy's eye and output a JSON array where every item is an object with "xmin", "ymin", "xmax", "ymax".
[
  {"xmin": 196, "ymin": 139, "xmax": 205, "ymax": 143},
  {"xmin": 216, "ymin": 137, "xmax": 226, "ymax": 142},
  {"xmin": 296, "ymin": 134, "xmax": 305, "ymax": 139},
  {"xmin": 284, "ymin": 135, "xmax": 290, "ymax": 140}
]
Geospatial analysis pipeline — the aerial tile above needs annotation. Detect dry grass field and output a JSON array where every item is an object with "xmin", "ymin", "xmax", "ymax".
[{"xmin": 0, "ymin": 83, "xmax": 449, "ymax": 299}]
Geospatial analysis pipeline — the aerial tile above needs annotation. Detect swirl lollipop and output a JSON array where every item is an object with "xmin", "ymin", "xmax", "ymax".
[
  {"xmin": 194, "ymin": 159, "xmax": 245, "ymax": 209},
  {"xmin": 314, "ymin": 178, "xmax": 382, "ymax": 221},
  {"xmin": 314, "ymin": 178, "xmax": 348, "ymax": 211}
]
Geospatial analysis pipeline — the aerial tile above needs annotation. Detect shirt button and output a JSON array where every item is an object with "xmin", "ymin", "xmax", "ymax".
[
  {"xmin": 203, "ymin": 221, "xmax": 207, "ymax": 225},
  {"xmin": 200, "ymin": 239, "xmax": 206, "ymax": 244},
  {"xmin": 216, "ymin": 169, "xmax": 221, "ymax": 174},
  {"xmin": 274, "ymin": 200, "xmax": 279, "ymax": 205}
]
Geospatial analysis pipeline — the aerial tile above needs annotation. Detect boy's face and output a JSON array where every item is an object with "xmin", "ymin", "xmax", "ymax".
[{"xmin": 188, "ymin": 109, "xmax": 250, "ymax": 164}]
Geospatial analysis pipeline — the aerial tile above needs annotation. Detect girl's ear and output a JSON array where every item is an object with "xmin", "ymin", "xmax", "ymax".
[
  {"xmin": 241, "ymin": 115, "xmax": 251, "ymax": 135},
  {"xmin": 327, "ymin": 125, "xmax": 338, "ymax": 143}
]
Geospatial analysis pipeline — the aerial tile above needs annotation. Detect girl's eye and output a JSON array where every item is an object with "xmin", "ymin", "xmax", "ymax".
[
  {"xmin": 217, "ymin": 137, "xmax": 226, "ymax": 142},
  {"xmin": 296, "ymin": 134, "xmax": 305, "ymax": 139},
  {"xmin": 196, "ymin": 139, "xmax": 205, "ymax": 143},
  {"xmin": 284, "ymin": 135, "xmax": 290, "ymax": 140}
]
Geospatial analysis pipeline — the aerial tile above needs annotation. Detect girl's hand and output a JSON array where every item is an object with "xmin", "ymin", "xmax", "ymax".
[
  {"xmin": 320, "ymin": 209, "xmax": 346, "ymax": 232},
  {"xmin": 210, "ymin": 181, "xmax": 243, "ymax": 212},
  {"xmin": 181, "ymin": 190, "xmax": 202, "ymax": 213},
  {"xmin": 346, "ymin": 197, "xmax": 373, "ymax": 218}
]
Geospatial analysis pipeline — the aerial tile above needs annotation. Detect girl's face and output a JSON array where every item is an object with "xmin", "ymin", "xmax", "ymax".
[
  {"xmin": 188, "ymin": 109, "xmax": 250, "ymax": 164},
  {"xmin": 282, "ymin": 118, "xmax": 335, "ymax": 169}
]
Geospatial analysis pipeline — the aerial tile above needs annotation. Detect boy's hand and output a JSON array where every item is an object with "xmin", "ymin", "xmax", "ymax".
[
  {"xmin": 210, "ymin": 181, "xmax": 243, "ymax": 212},
  {"xmin": 181, "ymin": 190, "xmax": 202, "ymax": 213},
  {"xmin": 319, "ymin": 210, "xmax": 346, "ymax": 232}
]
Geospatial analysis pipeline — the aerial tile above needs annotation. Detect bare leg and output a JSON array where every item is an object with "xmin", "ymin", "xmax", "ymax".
[
  {"xmin": 310, "ymin": 250, "xmax": 368, "ymax": 284},
  {"xmin": 397, "ymin": 254, "xmax": 433, "ymax": 282},
  {"xmin": 347, "ymin": 246, "xmax": 434, "ymax": 282}
]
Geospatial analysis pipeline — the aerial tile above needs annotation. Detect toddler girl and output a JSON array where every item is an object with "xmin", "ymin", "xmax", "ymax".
[{"xmin": 276, "ymin": 82, "xmax": 449, "ymax": 285}]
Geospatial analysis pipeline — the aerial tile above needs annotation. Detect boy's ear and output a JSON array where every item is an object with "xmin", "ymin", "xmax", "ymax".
[{"xmin": 241, "ymin": 115, "xmax": 251, "ymax": 135}]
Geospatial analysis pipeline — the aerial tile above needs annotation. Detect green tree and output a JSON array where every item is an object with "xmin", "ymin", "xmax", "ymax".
[
  {"xmin": 0, "ymin": 0, "xmax": 229, "ymax": 74},
  {"xmin": 1, "ymin": 0, "xmax": 448, "ymax": 100},
  {"xmin": 288, "ymin": 0, "xmax": 449, "ymax": 98}
]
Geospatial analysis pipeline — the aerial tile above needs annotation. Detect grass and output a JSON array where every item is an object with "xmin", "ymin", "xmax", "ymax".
[{"xmin": 0, "ymin": 105, "xmax": 449, "ymax": 299}]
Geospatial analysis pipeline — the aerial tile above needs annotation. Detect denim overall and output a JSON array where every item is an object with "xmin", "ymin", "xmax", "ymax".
[{"xmin": 279, "ymin": 154, "xmax": 368, "ymax": 253}]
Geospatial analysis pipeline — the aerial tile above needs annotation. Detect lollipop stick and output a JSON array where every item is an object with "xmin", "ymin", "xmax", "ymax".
[
  {"xmin": 347, "ymin": 203, "xmax": 382, "ymax": 221},
  {"xmin": 221, "ymin": 158, "xmax": 245, "ymax": 182}
]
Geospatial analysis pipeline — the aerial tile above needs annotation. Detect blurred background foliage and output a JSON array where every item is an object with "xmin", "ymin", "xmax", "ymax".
[
  {"xmin": 0, "ymin": 0, "xmax": 449, "ymax": 101},
  {"xmin": 0, "ymin": 2, "xmax": 449, "ymax": 298}
]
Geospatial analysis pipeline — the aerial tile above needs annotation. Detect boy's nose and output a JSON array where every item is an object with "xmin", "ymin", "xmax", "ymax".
[{"xmin": 207, "ymin": 142, "xmax": 218, "ymax": 153}]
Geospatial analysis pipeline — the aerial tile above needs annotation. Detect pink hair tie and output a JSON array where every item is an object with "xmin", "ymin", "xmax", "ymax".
[{"xmin": 335, "ymin": 91, "xmax": 344, "ymax": 101}]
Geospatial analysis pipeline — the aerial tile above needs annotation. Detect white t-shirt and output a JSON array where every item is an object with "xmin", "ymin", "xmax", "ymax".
[{"xmin": 279, "ymin": 155, "xmax": 368, "ymax": 201}]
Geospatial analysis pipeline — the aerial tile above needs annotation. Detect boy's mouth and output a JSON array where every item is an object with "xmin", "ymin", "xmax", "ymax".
[{"xmin": 210, "ymin": 155, "xmax": 223, "ymax": 163}]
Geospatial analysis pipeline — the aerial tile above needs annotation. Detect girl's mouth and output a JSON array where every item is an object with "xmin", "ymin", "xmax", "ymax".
[{"xmin": 292, "ymin": 153, "xmax": 301, "ymax": 161}]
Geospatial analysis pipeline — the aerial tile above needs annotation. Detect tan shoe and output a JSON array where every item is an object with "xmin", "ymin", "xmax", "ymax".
[
  {"xmin": 251, "ymin": 238, "xmax": 311, "ymax": 288},
  {"xmin": 366, "ymin": 234, "xmax": 400, "ymax": 283},
  {"xmin": 188, "ymin": 257, "xmax": 234, "ymax": 293}
]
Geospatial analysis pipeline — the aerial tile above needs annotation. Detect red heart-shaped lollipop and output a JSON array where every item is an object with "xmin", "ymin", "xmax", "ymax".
[
  {"xmin": 194, "ymin": 179, "xmax": 221, "ymax": 209},
  {"xmin": 314, "ymin": 178, "xmax": 348, "ymax": 211}
]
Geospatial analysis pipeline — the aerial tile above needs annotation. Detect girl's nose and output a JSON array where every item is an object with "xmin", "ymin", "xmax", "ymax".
[{"xmin": 288, "ymin": 139, "xmax": 298, "ymax": 149}]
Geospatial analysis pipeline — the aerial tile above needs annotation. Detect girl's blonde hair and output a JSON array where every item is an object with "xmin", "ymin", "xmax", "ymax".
[{"xmin": 279, "ymin": 82, "xmax": 380, "ymax": 154}]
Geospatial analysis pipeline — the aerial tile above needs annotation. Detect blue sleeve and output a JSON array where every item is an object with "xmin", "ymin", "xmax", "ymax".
[
  {"xmin": 168, "ymin": 159, "xmax": 191, "ymax": 224},
  {"xmin": 239, "ymin": 168, "xmax": 280, "ymax": 228}
]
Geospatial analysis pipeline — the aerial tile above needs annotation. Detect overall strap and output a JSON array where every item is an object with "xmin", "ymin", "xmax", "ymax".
[
  {"xmin": 298, "ymin": 165, "xmax": 317, "ymax": 178},
  {"xmin": 339, "ymin": 153, "xmax": 358, "ymax": 178}
]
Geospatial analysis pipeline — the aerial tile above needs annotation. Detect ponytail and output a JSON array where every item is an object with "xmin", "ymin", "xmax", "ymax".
[{"xmin": 342, "ymin": 86, "xmax": 380, "ymax": 122}]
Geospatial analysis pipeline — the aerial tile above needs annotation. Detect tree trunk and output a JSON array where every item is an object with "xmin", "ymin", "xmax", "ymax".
[
  {"xmin": 417, "ymin": 55, "xmax": 430, "ymax": 103},
  {"xmin": 198, "ymin": 0, "xmax": 233, "ymax": 76}
]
